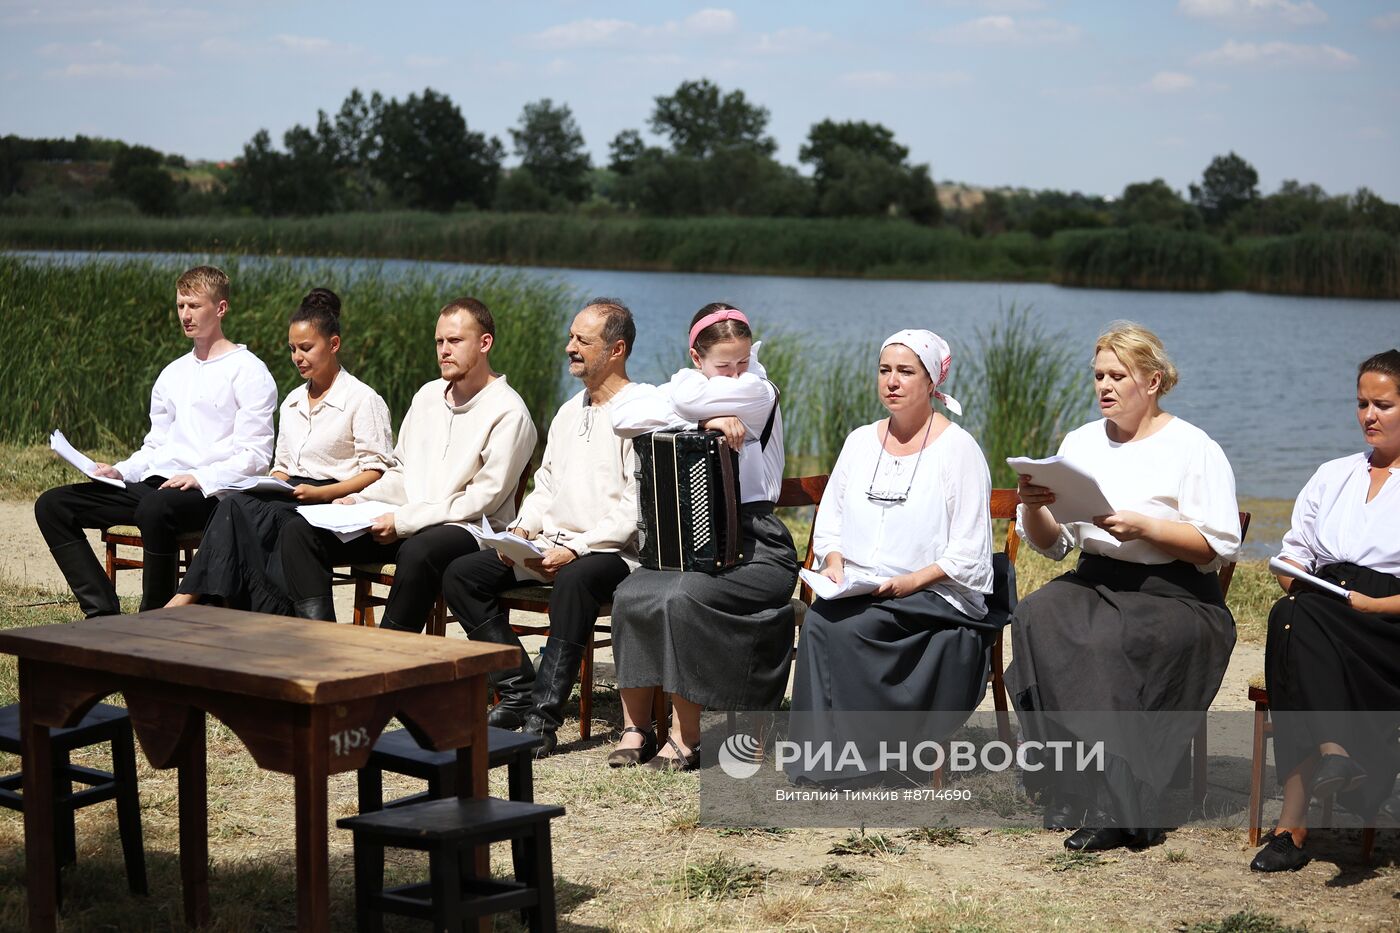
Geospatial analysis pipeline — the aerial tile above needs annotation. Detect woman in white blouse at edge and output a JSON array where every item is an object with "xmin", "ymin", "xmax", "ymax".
[
  {"xmin": 166, "ymin": 288, "xmax": 395, "ymax": 614},
  {"xmin": 1009, "ymin": 321, "xmax": 1240, "ymax": 853},
  {"xmin": 607, "ymin": 303, "xmax": 799, "ymax": 771},
  {"xmin": 787, "ymin": 330, "xmax": 994, "ymax": 785},
  {"xmin": 1248, "ymin": 349, "xmax": 1400, "ymax": 873}
]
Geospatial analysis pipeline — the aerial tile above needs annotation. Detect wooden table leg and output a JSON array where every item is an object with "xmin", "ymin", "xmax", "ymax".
[
  {"xmin": 293, "ymin": 710, "xmax": 330, "ymax": 933},
  {"xmin": 178, "ymin": 712, "xmax": 210, "ymax": 928},
  {"xmin": 18, "ymin": 662, "xmax": 58, "ymax": 933}
]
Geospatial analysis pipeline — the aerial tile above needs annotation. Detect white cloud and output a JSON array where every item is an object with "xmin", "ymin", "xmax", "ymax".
[
  {"xmin": 746, "ymin": 26, "xmax": 831, "ymax": 55},
  {"xmin": 1370, "ymin": 11, "xmax": 1400, "ymax": 29},
  {"xmin": 1192, "ymin": 39, "xmax": 1358, "ymax": 68},
  {"xmin": 50, "ymin": 61, "xmax": 172, "ymax": 79},
  {"xmin": 37, "ymin": 39, "xmax": 123, "ymax": 60},
  {"xmin": 406, "ymin": 54, "xmax": 449, "ymax": 69},
  {"xmin": 1178, "ymin": 0, "xmax": 1327, "ymax": 26},
  {"xmin": 838, "ymin": 70, "xmax": 899, "ymax": 88},
  {"xmin": 5, "ymin": 2, "xmax": 224, "ymax": 36},
  {"xmin": 273, "ymin": 34, "xmax": 339, "ymax": 54},
  {"xmin": 523, "ymin": 8, "xmax": 737, "ymax": 50},
  {"xmin": 931, "ymin": 15, "xmax": 1081, "ymax": 44},
  {"xmin": 930, "ymin": 0, "xmax": 1048, "ymax": 10},
  {"xmin": 1148, "ymin": 71, "xmax": 1197, "ymax": 92}
]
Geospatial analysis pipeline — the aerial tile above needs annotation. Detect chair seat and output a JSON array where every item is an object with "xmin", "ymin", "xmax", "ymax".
[
  {"xmin": 371, "ymin": 727, "xmax": 544, "ymax": 770},
  {"xmin": 337, "ymin": 796, "xmax": 564, "ymax": 841},
  {"xmin": 1248, "ymin": 670, "xmax": 1266, "ymax": 691},
  {"xmin": 499, "ymin": 585, "xmax": 555, "ymax": 603},
  {"xmin": 790, "ymin": 597, "xmax": 807, "ymax": 628},
  {"xmin": 104, "ymin": 525, "xmax": 201, "ymax": 543},
  {"xmin": 352, "ymin": 563, "xmax": 395, "ymax": 575},
  {"xmin": 0, "ymin": 702, "xmax": 130, "ymax": 754}
]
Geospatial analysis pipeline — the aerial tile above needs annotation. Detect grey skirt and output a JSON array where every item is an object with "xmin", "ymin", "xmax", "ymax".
[
  {"xmin": 612, "ymin": 503, "xmax": 799, "ymax": 710},
  {"xmin": 1006, "ymin": 554, "xmax": 1236, "ymax": 795}
]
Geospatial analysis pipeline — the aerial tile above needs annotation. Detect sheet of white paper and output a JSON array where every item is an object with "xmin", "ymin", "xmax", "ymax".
[
  {"xmin": 799, "ymin": 566, "xmax": 888, "ymax": 601},
  {"xmin": 1267, "ymin": 556, "xmax": 1352, "ymax": 600},
  {"xmin": 207, "ymin": 475, "xmax": 297, "ymax": 499},
  {"xmin": 1005, "ymin": 455, "xmax": 1116, "ymax": 525},
  {"xmin": 49, "ymin": 430, "xmax": 125, "ymax": 488},
  {"xmin": 296, "ymin": 500, "xmax": 396, "ymax": 533},
  {"xmin": 468, "ymin": 516, "xmax": 547, "ymax": 565}
]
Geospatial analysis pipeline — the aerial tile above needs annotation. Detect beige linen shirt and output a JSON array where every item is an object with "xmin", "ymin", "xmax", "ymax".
[{"xmin": 272, "ymin": 369, "xmax": 396, "ymax": 480}]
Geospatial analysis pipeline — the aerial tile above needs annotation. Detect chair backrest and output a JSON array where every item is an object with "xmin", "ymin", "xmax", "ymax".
[
  {"xmin": 777, "ymin": 474, "xmax": 829, "ymax": 605},
  {"xmin": 1217, "ymin": 510, "xmax": 1252, "ymax": 600}
]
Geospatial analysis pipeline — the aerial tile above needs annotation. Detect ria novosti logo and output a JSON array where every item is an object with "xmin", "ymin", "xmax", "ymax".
[{"xmin": 718, "ymin": 733, "xmax": 764, "ymax": 779}]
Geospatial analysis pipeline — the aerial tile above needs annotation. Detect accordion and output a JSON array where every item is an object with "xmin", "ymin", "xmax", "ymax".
[{"xmin": 635, "ymin": 430, "xmax": 742, "ymax": 572}]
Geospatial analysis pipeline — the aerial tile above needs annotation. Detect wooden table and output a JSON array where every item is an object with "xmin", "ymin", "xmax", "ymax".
[{"xmin": 0, "ymin": 605, "xmax": 518, "ymax": 932}]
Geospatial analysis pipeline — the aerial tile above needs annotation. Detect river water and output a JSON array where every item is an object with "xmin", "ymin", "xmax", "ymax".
[{"xmin": 12, "ymin": 249, "xmax": 1399, "ymax": 550}]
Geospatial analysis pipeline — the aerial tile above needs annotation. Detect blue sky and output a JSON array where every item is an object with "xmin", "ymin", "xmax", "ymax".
[{"xmin": 3, "ymin": 0, "xmax": 1398, "ymax": 200}]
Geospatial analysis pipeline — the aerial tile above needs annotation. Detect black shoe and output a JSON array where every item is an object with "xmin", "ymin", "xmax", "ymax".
[
  {"xmin": 49, "ymin": 541, "xmax": 120, "ymax": 618},
  {"xmin": 1250, "ymin": 831, "xmax": 1309, "ymax": 872},
  {"xmin": 487, "ymin": 705, "xmax": 528, "ymax": 730},
  {"xmin": 524, "ymin": 716, "xmax": 557, "ymax": 759},
  {"xmin": 1065, "ymin": 827, "xmax": 1132, "ymax": 852},
  {"xmin": 528, "ymin": 638, "xmax": 586, "ymax": 735},
  {"xmin": 1311, "ymin": 754, "xmax": 1367, "ymax": 799},
  {"xmin": 466, "ymin": 614, "xmax": 535, "ymax": 725},
  {"xmin": 1043, "ymin": 802, "xmax": 1078, "ymax": 831},
  {"xmin": 607, "ymin": 726, "xmax": 658, "ymax": 768}
]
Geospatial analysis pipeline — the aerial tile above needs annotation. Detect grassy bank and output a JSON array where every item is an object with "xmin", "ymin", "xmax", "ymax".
[
  {"xmin": 4, "ymin": 212, "xmax": 1397, "ymax": 297},
  {"xmin": 0, "ymin": 256, "xmax": 573, "ymax": 452}
]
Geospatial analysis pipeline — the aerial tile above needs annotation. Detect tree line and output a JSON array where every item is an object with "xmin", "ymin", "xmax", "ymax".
[{"xmin": 2, "ymin": 78, "xmax": 1398, "ymax": 242}]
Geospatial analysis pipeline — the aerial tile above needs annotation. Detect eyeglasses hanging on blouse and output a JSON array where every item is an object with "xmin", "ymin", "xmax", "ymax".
[{"xmin": 866, "ymin": 417, "xmax": 933, "ymax": 503}]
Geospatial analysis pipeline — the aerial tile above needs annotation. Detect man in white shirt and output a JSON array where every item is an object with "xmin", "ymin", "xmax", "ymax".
[
  {"xmin": 276, "ymin": 297, "xmax": 536, "ymax": 626},
  {"xmin": 35, "ymin": 266, "xmax": 277, "ymax": 616},
  {"xmin": 441, "ymin": 299, "xmax": 640, "ymax": 757}
]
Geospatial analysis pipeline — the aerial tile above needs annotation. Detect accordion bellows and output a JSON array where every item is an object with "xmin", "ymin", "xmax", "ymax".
[{"xmin": 635, "ymin": 430, "xmax": 742, "ymax": 572}]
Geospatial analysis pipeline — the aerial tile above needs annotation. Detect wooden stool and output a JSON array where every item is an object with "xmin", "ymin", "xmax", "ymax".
[
  {"xmin": 0, "ymin": 702, "xmax": 147, "ymax": 898},
  {"xmin": 337, "ymin": 796, "xmax": 564, "ymax": 933},
  {"xmin": 357, "ymin": 726, "xmax": 544, "ymax": 812}
]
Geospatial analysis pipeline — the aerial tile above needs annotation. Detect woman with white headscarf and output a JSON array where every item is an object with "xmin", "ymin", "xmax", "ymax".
[{"xmin": 787, "ymin": 330, "xmax": 995, "ymax": 783}]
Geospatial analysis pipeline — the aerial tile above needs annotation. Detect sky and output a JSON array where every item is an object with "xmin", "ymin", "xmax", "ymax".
[{"xmin": 2, "ymin": 0, "xmax": 1398, "ymax": 201}]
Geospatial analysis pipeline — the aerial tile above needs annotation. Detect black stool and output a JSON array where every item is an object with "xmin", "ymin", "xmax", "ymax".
[
  {"xmin": 337, "ymin": 796, "xmax": 564, "ymax": 933},
  {"xmin": 356, "ymin": 726, "xmax": 544, "ymax": 812},
  {"xmin": 0, "ymin": 702, "xmax": 147, "ymax": 898}
]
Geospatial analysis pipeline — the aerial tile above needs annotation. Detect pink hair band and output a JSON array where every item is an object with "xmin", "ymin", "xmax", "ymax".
[{"xmin": 688, "ymin": 309, "xmax": 750, "ymax": 348}]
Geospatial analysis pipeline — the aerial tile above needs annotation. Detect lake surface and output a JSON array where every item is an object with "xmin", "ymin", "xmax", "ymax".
[{"xmin": 12, "ymin": 248, "xmax": 1398, "ymax": 520}]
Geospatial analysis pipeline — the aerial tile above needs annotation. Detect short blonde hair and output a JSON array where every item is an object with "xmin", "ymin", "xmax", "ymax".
[
  {"xmin": 176, "ymin": 265, "xmax": 230, "ymax": 304},
  {"xmin": 1094, "ymin": 320, "xmax": 1179, "ymax": 396}
]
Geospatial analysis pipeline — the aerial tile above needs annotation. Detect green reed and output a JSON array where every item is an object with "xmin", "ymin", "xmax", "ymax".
[
  {"xmin": 0, "ymin": 256, "xmax": 575, "ymax": 451},
  {"xmin": 0, "ymin": 212, "xmax": 1054, "ymax": 282},
  {"xmin": 1052, "ymin": 226, "xmax": 1231, "ymax": 292},
  {"xmin": 1239, "ymin": 230, "xmax": 1400, "ymax": 299},
  {"xmin": 961, "ymin": 305, "xmax": 1092, "ymax": 488}
]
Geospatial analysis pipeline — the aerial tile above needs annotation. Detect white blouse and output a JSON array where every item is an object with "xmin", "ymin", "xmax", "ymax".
[
  {"xmin": 1278, "ymin": 452, "xmax": 1400, "ymax": 576},
  {"xmin": 610, "ymin": 344, "xmax": 783, "ymax": 504},
  {"xmin": 272, "ymin": 369, "xmax": 396, "ymax": 481},
  {"xmin": 1017, "ymin": 416, "xmax": 1241, "ymax": 573},
  {"xmin": 114, "ymin": 345, "xmax": 277, "ymax": 492},
  {"xmin": 814, "ymin": 422, "xmax": 993, "ymax": 618}
]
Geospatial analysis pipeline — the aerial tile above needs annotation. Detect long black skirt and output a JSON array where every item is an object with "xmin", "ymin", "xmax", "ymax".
[
  {"xmin": 1265, "ymin": 561, "xmax": 1400, "ymax": 817},
  {"xmin": 1006, "ymin": 555, "xmax": 1236, "ymax": 825},
  {"xmin": 612, "ymin": 503, "xmax": 798, "ymax": 710},
  {"xmin": 177, "ymin": 478, "xmax": 332, "ymax": 615},
  {"xmin": 786, "ymin": 590, "xmax": 994, "ymax": 783}
]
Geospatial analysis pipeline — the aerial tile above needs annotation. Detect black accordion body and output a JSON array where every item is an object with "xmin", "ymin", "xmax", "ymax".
[{"xmin": 635, "ymin": 430, "xmax": 742, "ymax": 572}]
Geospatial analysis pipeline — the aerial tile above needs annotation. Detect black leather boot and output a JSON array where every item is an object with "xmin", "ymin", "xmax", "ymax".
[
  {"xmin": 292, "ymin": 596, "xmax": 337, "ymax": 621},
  {"xmin": 466, "ymin": 614, "xmax": 535, "ymax": 730},
  {"xmin": 138, "ymin": 550, "xmax": 180, "ymax": 612},
  {"xmin": 524, "ymin": 638, "xmax": 586, "ymax": 758},
  {"xmin": 49, "ymin": 541, "xmax": 120, "ymax": 618}
]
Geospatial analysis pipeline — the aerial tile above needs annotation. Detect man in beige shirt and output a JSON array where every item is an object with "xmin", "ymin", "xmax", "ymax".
[
  {"xmin": 441, "ymin": 298, "xmax": 640, "ymax": 757},
  {"xmin": 276, "ymin": 298, "xmax": 536, "ymax": 627}
]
